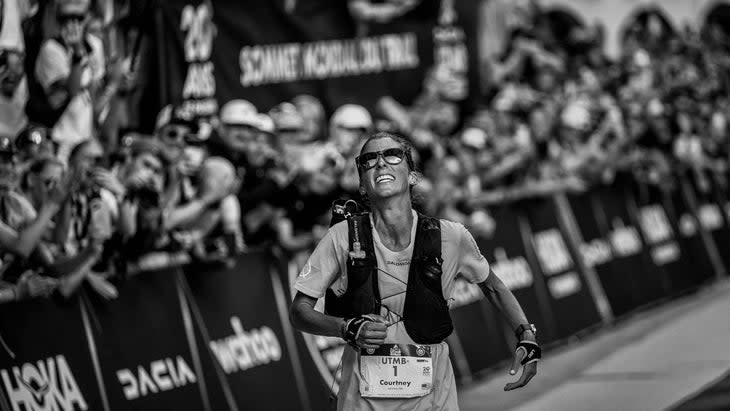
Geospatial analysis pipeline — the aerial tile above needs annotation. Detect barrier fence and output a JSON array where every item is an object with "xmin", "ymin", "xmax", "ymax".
[{"xmin": 1, "ymin": 174, "xmax": 726, "ymax": 411}]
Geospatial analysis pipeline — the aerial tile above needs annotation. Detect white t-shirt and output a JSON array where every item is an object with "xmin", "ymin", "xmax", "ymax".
[
  {"xmin": 35, "ymin": 35, "xmax": 105, "ymax": 162},
  {"xmin": 0, "ymin": 0, "xmax": 33, "ymax": 51},
  {"xmin": 0, "ymin": 76, "xmax": 27, "ymax": 138},
  {"xmin": 295, "ymin": 210, "xmax": 490, "ymax": 411}
]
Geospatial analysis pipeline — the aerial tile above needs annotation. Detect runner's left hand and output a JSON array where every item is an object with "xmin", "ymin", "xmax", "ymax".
[{"xmin": 504, "ymin": 343, "xmax": 538, "ymax": 391}]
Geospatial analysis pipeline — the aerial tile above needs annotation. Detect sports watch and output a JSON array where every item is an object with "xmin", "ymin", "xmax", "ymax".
[{"xmin": 514, "ymin": 323, "xmax": 537, "ymax": 340}]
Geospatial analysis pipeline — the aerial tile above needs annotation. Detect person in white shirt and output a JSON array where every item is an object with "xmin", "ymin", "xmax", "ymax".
[
  {"xmin": 290, "ymin": 131, "xmax": 540, "ymax": 410},
  {"xmin": 33, "ymin": 0, "xmax": 119, "ymax": 163}
]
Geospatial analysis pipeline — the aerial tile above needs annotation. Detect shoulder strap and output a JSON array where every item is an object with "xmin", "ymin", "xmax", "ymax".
[
  {"xmin": 412, "ymin": 212, "xmax": 442, "ymax": 266},
  {"xmin": 347, "ymin": 212, "xmax": 373, "ymax": 258}
]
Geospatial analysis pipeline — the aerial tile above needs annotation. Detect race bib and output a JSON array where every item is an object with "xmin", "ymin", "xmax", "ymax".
[{"xmin": 359, "ymin": 344, "xmax": 433, "ymax": 398}]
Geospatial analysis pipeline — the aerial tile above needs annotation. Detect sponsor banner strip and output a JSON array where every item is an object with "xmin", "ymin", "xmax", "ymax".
[
  {"xmin": 177, "ymin": 273, "xmax": 212, "ymax": 411},
  {"xmin": 80, "ymin": 295, "xmax": 111, "ymax": 411},
  {"xmin": 269, "ymin": 265, "xmax": 312, "ymax": 411},
  {"xmin": 178, "ymin": 274, "xmax": 240, "ymax": 411}
]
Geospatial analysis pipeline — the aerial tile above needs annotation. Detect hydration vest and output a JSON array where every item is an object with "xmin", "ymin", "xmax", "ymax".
[{"xmin": 324, "ymin": 208, "xmax": 453, "ymax": 344}]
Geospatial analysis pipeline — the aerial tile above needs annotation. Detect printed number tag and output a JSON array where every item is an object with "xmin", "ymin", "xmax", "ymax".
[{"xmin": 358, "ymin": 344, "xmax": 433, "ymax": 398}]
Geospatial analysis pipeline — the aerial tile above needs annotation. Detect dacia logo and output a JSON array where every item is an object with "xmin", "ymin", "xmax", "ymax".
[
  {"xmin": 116, "ymin": 356, "xmax": 197, "ymax": 400},
  {"xmin": 1, "ymin": 355, "xmax": 88, "ymax": 411}
]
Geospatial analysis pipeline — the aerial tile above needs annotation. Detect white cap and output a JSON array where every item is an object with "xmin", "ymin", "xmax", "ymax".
[
  {"xmin": 461, "ymin": 127, "xmax": 488, "ymax": 150},
  {"xmin": 331, "ymin": 104, "xmax": 373, "ymax": 130},
  {"xmin": 220, "ymin": 100, "xmax": 258, "ymax": 126},
  {"xmin": 270, "ymin": 102, "xmax": 305, "ymax": 131},
  {"xmin": 561, "ymin": 101, "xmax": 591, "ymax": 130},
  {"xmin": 255, "ymin": 113, "xmax": 275, "ymax": 134}
]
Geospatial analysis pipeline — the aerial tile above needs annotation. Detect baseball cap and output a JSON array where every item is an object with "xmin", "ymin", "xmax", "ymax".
[
  {"xmin": 331, "ymin": 104, "xmax": 373, "ymax": 130},
  {"xmin": 255, "ymin": 113, "xmax": 275, "ymax": 134},
  {"xmin": 461, "ymin": 127, "xmax": 488, "ymax": 150},
  {"xmin": 57, "ymin": 0, "xmax": 90, "ymax": 14},
  {"xmin": 561, "ymin": 101, "xmax": 592, "ymax": 131},
  {"xmin": 269, "ymin": 102, "xmax": 305, "ymax": 131},
  {"xmin": 220, "ymin": 99, "xmax": 258, "ymax": 127},
  {"xmin": 156, "ymin": 105, "xmax": 199, "ymax": 133}
]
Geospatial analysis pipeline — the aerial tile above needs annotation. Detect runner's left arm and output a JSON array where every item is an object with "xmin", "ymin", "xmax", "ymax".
[{"xmin": 478, "ymin": 273, "xmax": 535, "ymax": 341}]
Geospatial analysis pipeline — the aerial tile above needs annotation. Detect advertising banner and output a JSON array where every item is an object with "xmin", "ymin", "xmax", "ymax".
[
  {"xmin": 594, "ymin": 179, "xmax": 668, "ymax": 308},
  {"xmin": 278, "ymin": 253, "xmax": 343, "ymax": 411},
  {"xmin": 183, "ymin": 253, "xmax": 305, "ymax": 411},
  {"xmin": 685, "ymin": 174, "xmax": 730, "ymax": 275},
  {"xmin": 666, "ymin": 179, "xmax": 716, "ymax": 288},
  {"xmin": 477, "ymin": 204, "xmax": 556, "ymax": 343},
  {"xmin": 85, "ymin": 269, "xmax": 206, "ymax": 411},
  {"xmin": 522, "ymin": 199, "xmax": 602, "ymax": 340},
  {"xmin": 152, "ymin": 0, "xmax": 481, "ymax": 126},
  {"xmin": 449, "ymin": 274, "xmax": 511, "ymax": 377},
  {"xmin": 0, "ymin": 297, "xmax": 103, "ymax": 411},
  {"xmin": 567, "ymin": 191, "xmax": 638, "ymax": 317},
  {"xmin": 630, "ymin": 181, "xmax": 694, "ymax": 296}
]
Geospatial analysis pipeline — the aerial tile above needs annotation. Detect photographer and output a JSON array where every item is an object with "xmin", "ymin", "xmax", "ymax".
[
  {"xmin": 52, "ymin": 139, "xmax": 119, "ymax": 299},
  {"xmin": 0, "ymin": 146, "xmax": 74, "ymax": 304}
]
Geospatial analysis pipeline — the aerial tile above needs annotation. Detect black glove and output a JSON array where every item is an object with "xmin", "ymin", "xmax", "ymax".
[
  {"xmin": 342, "ymin": 314, "xmax": 379, "ymax": 348},
  {"xmin": 516, "ymin": 340, "xmax": 541, "ymax": 366}
]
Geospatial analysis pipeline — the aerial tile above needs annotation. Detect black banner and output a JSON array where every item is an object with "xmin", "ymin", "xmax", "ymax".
[
  {"xmin": 476, "ymin": 204, "xmax": 556, "ymax": 344},
  {"xmin": 152, "ymin": 0, "xmax": 481, "ymax": 125},
  {"xmin": 665, "ymin": 179, "xmax": 716, "ymax": 289},
  {"xmin": 567, "ymin": 191, "xmax": 638, "ymax": 317},
  {"xmin": 183, "ymin": 253, "xmax": 305, "ymax": 411},
  {"xmin": 685, "ymin": 173, "xmax": 730, "ymax": 275},
  {"xmin": 630, "ymin": 181, "xmax": 695, "ymax": 296},
  {"xmin": 521, "ymin": 199, "xmax": 602, "ymax": 340},
  {"xmin": 85, "ymin": 269, "xmax": 206, "ymax": 411},
  {"xmin": 448, "ymin": 275, "xmax": 512, "ymax": 377},
  {"xmin": 594, "ymin": 180, "xmax": 668, "ymax": 308},
  {"xmin": 0, "ymin": 297, "xmax": 103, "ymax": 411}
]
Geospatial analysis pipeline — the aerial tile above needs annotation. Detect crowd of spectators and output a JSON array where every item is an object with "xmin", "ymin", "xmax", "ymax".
[{"xmin": 2, "ymin": 0, "xmax": 730, "ymax": 304}]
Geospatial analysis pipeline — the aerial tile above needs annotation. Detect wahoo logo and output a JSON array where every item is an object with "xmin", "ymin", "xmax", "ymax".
[
  {"xmin": 1, "ymin": 355, "xmax": 88, "ymax": 411},
  {"xmin": 209, "ymin": 317, "xmax": 282, "ymax": 374},
  {"xmin": 116, "ymin": 356, "xmax": 196, "ymax": 400}
]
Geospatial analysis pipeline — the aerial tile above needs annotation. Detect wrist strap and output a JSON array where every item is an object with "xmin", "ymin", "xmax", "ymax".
[
  {"xmin": 342, "ymin": 316, "xmax": 374, "ymax": 348},
  {"xmin": 517, "ymin": 340, "xmax": 541, "ymax": 366}
]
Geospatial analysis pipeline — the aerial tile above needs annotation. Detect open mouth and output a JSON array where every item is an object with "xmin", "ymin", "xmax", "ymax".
[{"xmin": 375, "ymin": 174, "xmax": 395, "ymax": 184}]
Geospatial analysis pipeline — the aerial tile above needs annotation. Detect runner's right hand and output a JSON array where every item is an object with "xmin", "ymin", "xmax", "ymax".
[{"xmin": 355, "ymin": 315, "xmax": 388, "ymax": 350}]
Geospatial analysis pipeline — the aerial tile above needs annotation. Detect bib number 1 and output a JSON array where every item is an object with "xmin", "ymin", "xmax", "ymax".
[{"xmin": 359, "ymin": 344, "xmax": 433, "ymax": 398}]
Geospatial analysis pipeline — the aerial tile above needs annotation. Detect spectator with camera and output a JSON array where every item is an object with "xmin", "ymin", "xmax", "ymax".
[
  {"xmin": 136, "ymin": 112, "xmax": 243, "ymax": 266},
  {"xmin": 216, "ymin": 102, "xmax": 291, "ymax": 248},
  {"xmin": 33, "ymin": 0, "xmax": 130, "ymax": 163},
  {"xmin": 0, "ymin": 139, "xmax": 77, "ymax": 304}
]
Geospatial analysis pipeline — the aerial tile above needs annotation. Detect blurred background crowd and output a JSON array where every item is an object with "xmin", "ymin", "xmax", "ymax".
[{"xmin": 2, "ymin": 0, "xmax": 730, "ymax": 303}]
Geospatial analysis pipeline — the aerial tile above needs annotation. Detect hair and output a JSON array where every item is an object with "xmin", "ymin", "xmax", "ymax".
[
  {"xmin": 21, "ymin": 156, "xmax": 65, "ymax": 191},
  {"xmin": 69, "ymin": 139, "xmax": 100, "ymax": 164},
  {"xmin": 356, "ymin": 131, "xmax": 425, "ymax": 205}
]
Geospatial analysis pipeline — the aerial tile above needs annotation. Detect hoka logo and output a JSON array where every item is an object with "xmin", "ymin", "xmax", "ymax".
[{"xmin": 1, "ymin": 355, "xmax": 87, "ymax": 411}]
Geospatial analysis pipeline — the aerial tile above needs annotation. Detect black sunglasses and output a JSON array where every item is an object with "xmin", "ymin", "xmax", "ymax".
[
  {"xmin": 58, "ymin": 13, "xmax": 86, "ymax": 23},
  {"xmin": 356, "ymin": 148, "xmax": 406, "ymax": 170}
]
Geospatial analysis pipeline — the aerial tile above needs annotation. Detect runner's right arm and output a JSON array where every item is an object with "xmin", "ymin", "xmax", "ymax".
[{"xmin": 289, "ymin": 225, "xmax": 386, "ymax": 349}]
